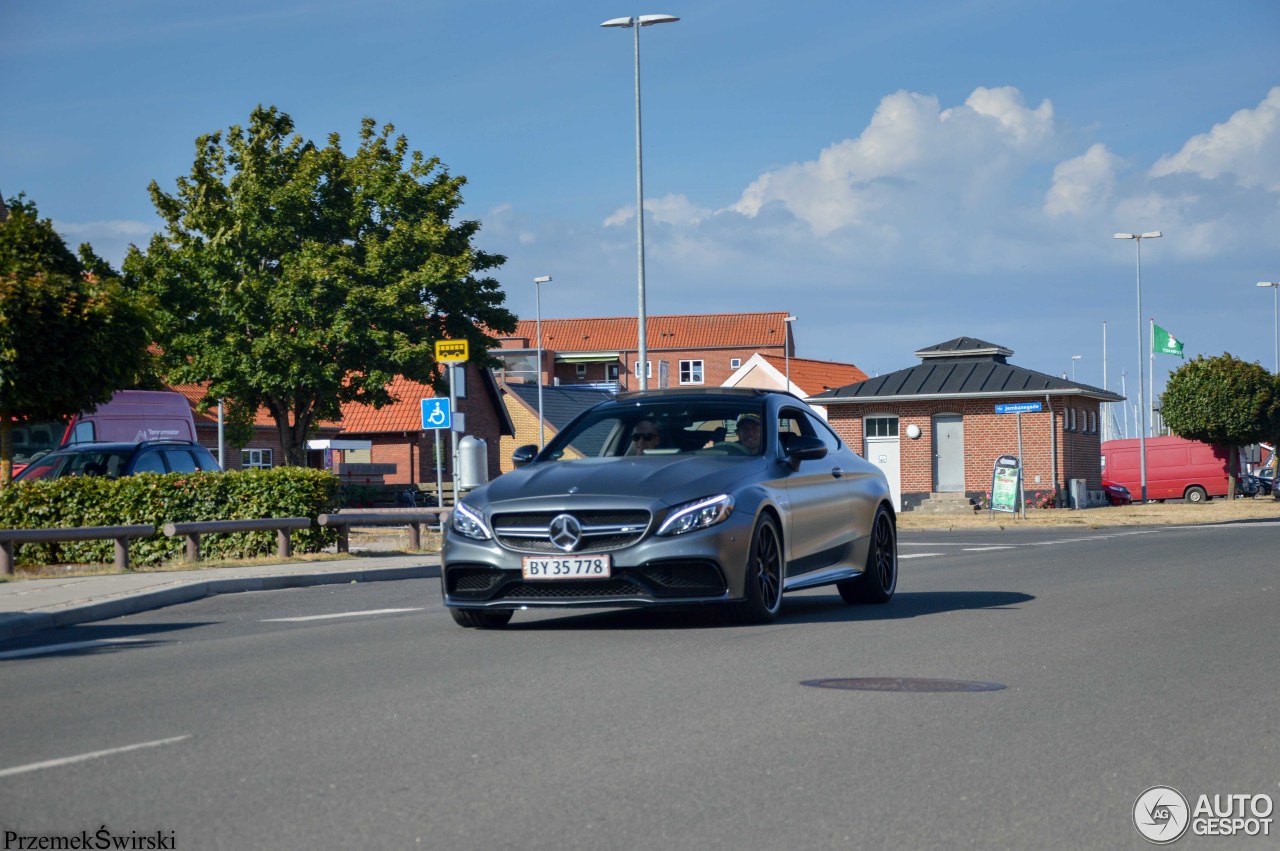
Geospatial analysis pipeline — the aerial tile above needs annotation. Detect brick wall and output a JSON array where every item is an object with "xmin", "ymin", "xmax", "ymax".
[{"xmin": 827, "ymin": 396, "xmax": 1104, "ymax": 509}]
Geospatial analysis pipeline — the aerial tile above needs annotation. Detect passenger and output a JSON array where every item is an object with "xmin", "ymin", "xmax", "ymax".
[{"xmin": 735, "ymin": 413, "xmax": 763, "ymax": 455}]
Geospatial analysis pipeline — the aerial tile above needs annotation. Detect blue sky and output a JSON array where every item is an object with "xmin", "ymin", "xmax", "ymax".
[{"xmin": 3, "ymin": 0, "xmax": 1278, "ymax": 405}]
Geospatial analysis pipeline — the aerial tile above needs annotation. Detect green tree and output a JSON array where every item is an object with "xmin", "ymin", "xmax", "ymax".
[
  {"xmin": 0, "ymin": 196, "xmax": 155, "ymax": 484},
  {"xmin": 1160, "ymin": 353, "xmax": 1280, "ymax": 495},
  {"xmin": 125, "ymin": 106, "xmax": 516, "ymax": 466}
]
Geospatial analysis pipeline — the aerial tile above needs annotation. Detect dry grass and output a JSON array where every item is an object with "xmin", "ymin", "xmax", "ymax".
[{"xmin": 897, "ymin": 495, "xmax": 1280, "ymax": 530}]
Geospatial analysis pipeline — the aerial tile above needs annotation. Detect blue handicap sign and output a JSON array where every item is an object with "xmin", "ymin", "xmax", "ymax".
[{"xmin": 421, "ymin": 398, "xmax": 452, "ymax": 430}]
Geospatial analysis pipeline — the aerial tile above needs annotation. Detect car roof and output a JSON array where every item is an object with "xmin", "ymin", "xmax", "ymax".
[{"xmin": 42, "ymin": 440, "xmax": 204, "ymax": 454}]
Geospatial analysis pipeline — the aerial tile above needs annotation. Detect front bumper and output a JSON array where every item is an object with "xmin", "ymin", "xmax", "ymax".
[{"xmin": 442, "ymin": 510, "xmax": 757, "ymax": 610}]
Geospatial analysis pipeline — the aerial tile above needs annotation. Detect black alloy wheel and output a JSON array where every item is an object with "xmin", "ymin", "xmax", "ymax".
[
  {"xmin": 838, "ymin": 506, "xmax": 897, "ymax": 605},
  {"xmin": 729, "ymin": 515, "xmax": 784, "ymax": 625},
  {"xmin": 450, "ymin": 608, "xmax": 514, "ymax": 629}
]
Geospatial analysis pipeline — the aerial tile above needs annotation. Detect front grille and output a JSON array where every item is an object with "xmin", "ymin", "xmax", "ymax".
[
  {"xmin": 492, "ymin": 510, "xmax": 650, "ymax": 554},
  {"xmin": 497, "ymin": 580, "xmax": 647, "ymax": 599}
]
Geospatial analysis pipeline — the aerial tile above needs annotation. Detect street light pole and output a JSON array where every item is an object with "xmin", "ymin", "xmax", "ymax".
[
  {"xmin": 534, "ymin": 276, "xmax": 552, "ymax": 450},
  {"xmin": 1115, "ymin": 231, "xmax": 1162, "ymax": 503},
  {"xmin": 1071, "ymin": 354, "xmax": 1082, "ymax": 382},
  {"xmin": 784, "ymin": 315, "xmax": 797, "ymax": 391},
  {"xmin": 602, "ymin": 13, "xmax": 679, "ymax": 391},
  {"xmin": 1258, "ymin": 281, "xmax": 1279, "ymax": 374}
]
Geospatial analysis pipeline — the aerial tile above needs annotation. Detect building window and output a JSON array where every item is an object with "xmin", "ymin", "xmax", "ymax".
[
  {"xmin": 679, "ymin": 360, "xmax": 704, "ymax": 385},
  {"xmin": 1068, "ymin": 409, "xmax": 1076, "ymax": 431},
  {"xmin": 608, "ymin": 364, "xmax": 620, "ymax": 381},
  {"xmin": 864, "ymin": 416, "xmax": 899, "ymax": 437},
  {"xmin": 1087, "ymin": 411, "xmax": 1095, "ymax": 433},
  {"xmin": 634, "ymin": 360, "xmax": 651, "ymax": 379},
  {"xmin": 576, "ymin": 364, "xmax": 587, "ymax": 378},
  {"xmin": 241, "ymin": 448, "xmax": 273, "ymax": 469},
  {"xmin": 730, "ymin": 358, "xmax": 741, "ymax": 370}
]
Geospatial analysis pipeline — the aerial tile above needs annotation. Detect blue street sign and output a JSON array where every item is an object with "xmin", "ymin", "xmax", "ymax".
[
  {"xmin": 421, "ymin": 398, "xmax": 452, "ymax": 430},
  {"xmin": 995, "ymin": 402, "xmax": 1043, "ymax": 414}
]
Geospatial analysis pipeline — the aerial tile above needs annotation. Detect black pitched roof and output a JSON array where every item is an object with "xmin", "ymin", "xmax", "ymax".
[
  {"xmin": 503, "ymin": 383, "xmax": 615, "ymax": 431},
  {"xmin": 809, "ymin": 338, "xmax": 1125, "ymax": 404}
]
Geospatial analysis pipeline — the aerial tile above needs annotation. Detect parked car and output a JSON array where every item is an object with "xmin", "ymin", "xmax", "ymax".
[
  {"xmin": 1101, "ymin": 479, "xmax": 1133, "ymax": 506},
  {"xmin": 14, "ymin": 440, "xmax": 221, "ymax": 481},
  {"xmin": 1237, "ymin": 473, "xmax": 1271, "ymax": 498},
  {"xmin": 11, "ymin": 390, "xmax": 197, "ymax": 476},
  {"xmin": 441, "ymin": 388, "xmax": 897, "ymax": 628}
]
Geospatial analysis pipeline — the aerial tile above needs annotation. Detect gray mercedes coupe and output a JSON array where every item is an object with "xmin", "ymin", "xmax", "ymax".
[{"xmin": 441, "ymin": 388, "xmax": 896, "ymax": 628}]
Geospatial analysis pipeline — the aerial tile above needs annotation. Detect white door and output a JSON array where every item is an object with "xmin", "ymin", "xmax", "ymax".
[
  {"xmin": 933, "ymin": 414, "xmax": 965, "ymax": 492},
  {"xmin": 865, "ymin": 435, "xmax": 901, "ymax": 511}
]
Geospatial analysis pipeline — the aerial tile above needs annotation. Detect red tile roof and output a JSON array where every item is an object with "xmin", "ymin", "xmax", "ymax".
[
  {"xmin": 758, "ymin": 355, "xmax": 868, "ymax": 394},
  {"xmin": 502, "ymin": 311, "xmax": 794, "ymax": 351},
  {"xmin": 338, "ymin": 376, "xmax": 438, "ymax": 434}
]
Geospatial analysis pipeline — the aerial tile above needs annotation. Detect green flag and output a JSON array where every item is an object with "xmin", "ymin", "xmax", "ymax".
[{"xmin": 1153, "ymin": 323, "xmax": 1184, "ymax": 358}]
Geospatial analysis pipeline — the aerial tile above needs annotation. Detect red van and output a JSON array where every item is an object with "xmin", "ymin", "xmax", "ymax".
[
  {"xmin": 11, "ymin": 390, "xmax": 197, "ymax": 475},
  {"xmin": 1100, "ymin": 435, "xmax": 1231, "ymax": 503}
]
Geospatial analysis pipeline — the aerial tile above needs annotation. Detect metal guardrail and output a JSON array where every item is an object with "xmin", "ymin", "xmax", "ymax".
[
  {"xmin": 317, "ymin": 508, "xmax": 450, "ymax": 553},
  {"xmin": 0, "ymin": 525, "xmax": 156, "ymax": 575},
  {"xmin": 162, "ymin": 517, "xmax": 313, "ymax": 562}
]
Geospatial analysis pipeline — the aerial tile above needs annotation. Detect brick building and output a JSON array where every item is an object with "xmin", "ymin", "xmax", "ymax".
[
  {"xmin": 808, "ymin": 337, "xmax": 1124, "ymax": 512},
  {"xmin": 492, "ymin": 312, "xmax": 796, "ymax": 391},
  {"xmin": 721, "ymin": 353, "xmax": 868, "ymax": 418},
  {"xmin": 176, "ymin": 363, "xmax": 513, "ymax": 487}
]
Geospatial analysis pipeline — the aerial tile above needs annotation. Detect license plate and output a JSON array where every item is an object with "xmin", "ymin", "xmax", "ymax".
[{"xmin": 522, "ymin": 554, "xmax": 612, "ymax": 580}]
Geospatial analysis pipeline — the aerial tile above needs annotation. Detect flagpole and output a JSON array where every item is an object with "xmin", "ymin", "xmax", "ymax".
[
  {"xmin": 1149, "ymin": 319, "xmax": 1155, "ymax": 439},
  {"xmin": 1102, "ymin": 321, "xmax": 1109, "ymax": 440}
]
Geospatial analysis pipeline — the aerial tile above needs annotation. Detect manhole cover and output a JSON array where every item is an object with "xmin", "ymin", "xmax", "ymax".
[{"xmin": 801, "ymin": 677, "xmax": 1006, "ymax": 693}]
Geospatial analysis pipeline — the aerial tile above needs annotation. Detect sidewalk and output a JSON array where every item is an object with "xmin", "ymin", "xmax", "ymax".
[{"xmin": 0, "ymin": 552, "xmax": 440, "ymax": 642}]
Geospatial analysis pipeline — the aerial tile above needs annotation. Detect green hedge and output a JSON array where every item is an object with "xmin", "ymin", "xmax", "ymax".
[{"xmin": 0, "ymin": 467, "xmax": 340, "ymax": 567}]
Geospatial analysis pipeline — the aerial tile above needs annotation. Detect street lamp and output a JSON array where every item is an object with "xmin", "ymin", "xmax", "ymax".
[
  {"xmin": 602, "ymin": 12, "xmax": 679, "ymax": 390},
  {"xmin": 1071, "ymin": 354, "xmax": 1082, "ymax": 382},
  {"xmin": 534, "ymin": 275, "xmax": 552, "ymax": 450},
  {"xmin": 1115, "ymin": 231, "xmax": 1162, "ymax": 503},
  {"xmin": 1258, "ymin": 281, "xmax": 1279, "ymax": 374},
  {"xmin": 784, "ymin": 315, "xmax": 797, "ymax": 391}
]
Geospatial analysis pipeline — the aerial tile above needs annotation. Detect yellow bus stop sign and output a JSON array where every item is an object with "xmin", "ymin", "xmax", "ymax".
[{"xmin": 435, "ymin": 339, "xmax": 469, "ymax": 363}]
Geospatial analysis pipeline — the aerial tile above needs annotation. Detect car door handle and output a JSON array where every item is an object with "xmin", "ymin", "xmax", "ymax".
[{"xmin": 831, "ymin": 467, "xmax": 844, "ymax": 478}]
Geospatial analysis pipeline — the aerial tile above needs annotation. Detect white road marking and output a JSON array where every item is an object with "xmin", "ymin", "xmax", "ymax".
[
  {"xmin": 898, "ymin": 553, "xmax": 943, "ymax": 559},
  {"xmin": 0, "ymin": 637, "xmax": 150, "ymax": 661},
  {"xmin": 0, "ymin": 736, "xmax": 190, "ymax": 779},
  {"xmin": 262, "ymin": 607, "xmax": 423, "ymax": 623},
  {"xmin": 962, "ymin": 546, "xmax": 1015, "ymax": 552}
]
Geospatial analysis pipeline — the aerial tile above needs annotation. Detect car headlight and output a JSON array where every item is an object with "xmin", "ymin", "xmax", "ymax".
[
  {"xmin": 657, "ymin": 494, "xmax": 734, "ymax": 536},
  {"xmin": 450, "ymin": 501, "xmax": 492, "ymax": 540}
]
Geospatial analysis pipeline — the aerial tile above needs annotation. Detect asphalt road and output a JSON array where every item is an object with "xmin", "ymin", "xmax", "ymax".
[{"xmin": 1, "ymin": 522, "xmax": 1277, "ymax": 850}]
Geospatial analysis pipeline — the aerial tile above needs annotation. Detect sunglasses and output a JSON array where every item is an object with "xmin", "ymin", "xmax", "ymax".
[{"xmin": 631, "ymin": 432, "xmax": 658, "ymax": 442}]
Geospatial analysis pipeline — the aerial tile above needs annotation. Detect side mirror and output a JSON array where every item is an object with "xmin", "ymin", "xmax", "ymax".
[
  {"xmin": 784, "ymin": 435, "xmax": 827, "ymax": 468},
  {"xmin": 511, "ymin": 444, "xmax": 539, "ymax": 468}
]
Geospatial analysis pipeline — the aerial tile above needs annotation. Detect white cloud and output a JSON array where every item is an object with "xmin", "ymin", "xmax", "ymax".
[
  {"xmin": 728, "ymin": 87, "xmax": 1057, "ymax": 236},
  {"xmin": 604, "ymin": 194, "xmax": 710, "ymax": 228},
  {"xmin": 1150, "ymin": 87, "xmax": 1280, "ymax": 191},
  {"xmin": 1044, "ymin": 143, "xmax": 1119, "ymax": 217}
]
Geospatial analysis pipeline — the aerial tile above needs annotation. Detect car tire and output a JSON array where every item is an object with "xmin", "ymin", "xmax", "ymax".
[
  {"xmin": 728, "ymin": 514, "xmax": 784, "ymax": 625},
  {"xmin": 450, "ymin": 608, "xmax": 514, "ymax": 629},
  {"xmin": 838, "ymin": 505, "xmax": 897, "ymax": 605},
  {"xmin": 1185, "ymin": 486, "xmax": 1208, "ymax": 504}
]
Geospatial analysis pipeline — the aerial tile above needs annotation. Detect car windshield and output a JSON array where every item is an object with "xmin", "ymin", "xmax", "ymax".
[
  {"xmin": 540, "ymin": 398, "xmax": 767, "ymax": 461},
  {"xmin": 15, "ymin": 450, "xmax": 133, "ymax": 481},
  {"xmin": 11, "ymin": 420, "xmax": 67, "ymax": 465}
]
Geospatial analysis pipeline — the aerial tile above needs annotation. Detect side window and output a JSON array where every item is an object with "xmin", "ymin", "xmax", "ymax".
[
  {"xmin": 71, "ymin": 421, "xmax": 95, "ymax": 443},
  {"xmin": 806, "ymin": 411, "xmax": 842, "ymax": 452},
  {"xmin": 162, "ymin": 449, "xmax": 199, "ymax": 473},
  {"xmin": 131, "ymin": 451, "xmax": 166, "ymax": 474}
]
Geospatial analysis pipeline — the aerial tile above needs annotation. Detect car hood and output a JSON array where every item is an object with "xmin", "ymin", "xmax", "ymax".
[{"xmin": 473, "ymin": 455, "xmax": 763, "ymax": 509}]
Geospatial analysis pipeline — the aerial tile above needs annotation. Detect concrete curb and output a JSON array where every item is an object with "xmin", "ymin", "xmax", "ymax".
[{"xmin": 0, "ymin": 565, "xmax": 439, "ymax": 642}]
